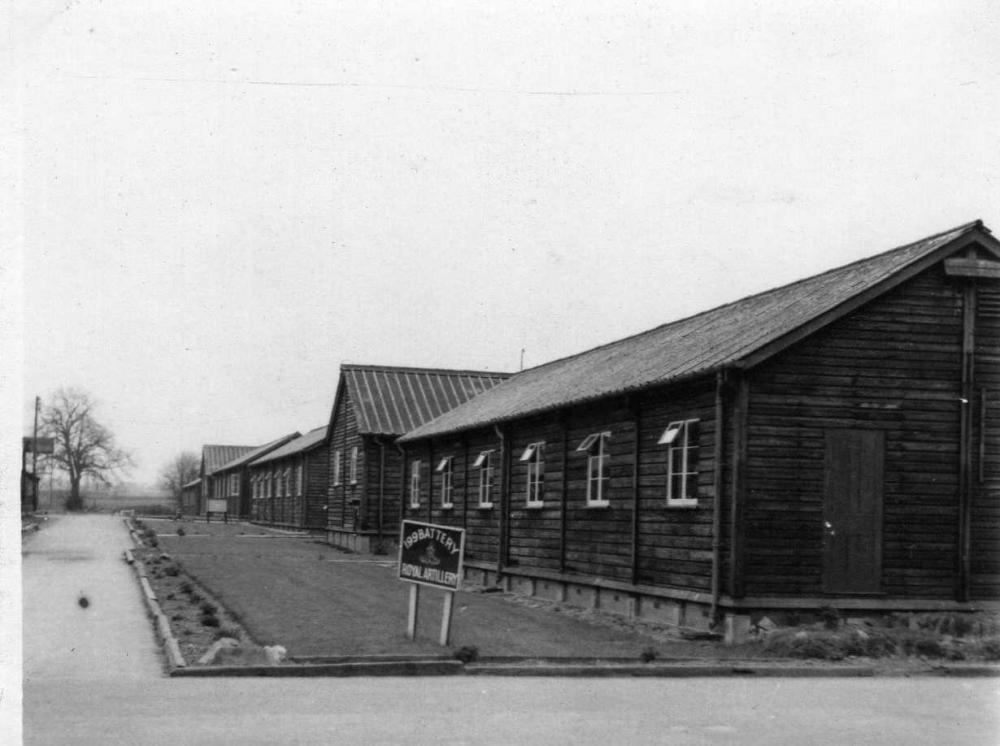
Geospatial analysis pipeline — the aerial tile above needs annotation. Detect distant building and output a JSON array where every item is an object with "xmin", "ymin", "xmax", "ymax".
[
  {"xmin": 325, "ymin": 364, "xmax": 511, "ymax": 553},
  {"xmin": 195, "ymin": 445, "xmax": 256, "ymax": 516},
  {"xmin": 208, "ymin": 434, "xmax": 300, "ymax": 518},
  {"xmin": 21, "ymin": 469, "xmax": 39, "ymax": 514},
  {"xmin": 248, "ymin": 426, "xmax": 329, "ymax": 530},
  {"xmin": 180, "ymin": 478, "xmax": 201, "ymax": 515},
  {"xmin": 399, "ymin": 221, "xmax": 1000, "ymax": 630}
]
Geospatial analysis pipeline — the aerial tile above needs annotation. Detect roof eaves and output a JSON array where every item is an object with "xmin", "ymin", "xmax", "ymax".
[{"xmin": 399, "ymin": 365, "xmax": 725, "ymax": 443}]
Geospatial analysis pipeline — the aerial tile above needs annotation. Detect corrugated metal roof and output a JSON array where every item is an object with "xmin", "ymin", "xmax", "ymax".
[
  {"xmin": 401, "ymin": 221, "xmax": 987, "ymax": 442},
  {"xmin": 202, "ymin": 445, "xmax": 256, "ymax": 474},
  {"xmin": 209, "ymin": 432, "xmax": 300, "ymax": 474},
  {"xmin": 342, "ymin": 364, "xmax": 512, "ymax": 436},
  {"xmin": 250, "ymin": 426, "xmax": 328, "ymax": 466}
]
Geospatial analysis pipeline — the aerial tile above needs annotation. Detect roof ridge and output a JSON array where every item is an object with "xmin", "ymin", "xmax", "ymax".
[
  {"xmin": 341, "ymin": 363, "xmax": 513, "ymax": 378},
  {"xmin": 509, "ymin": 219, "xmax": 985, "ymax": 379}
]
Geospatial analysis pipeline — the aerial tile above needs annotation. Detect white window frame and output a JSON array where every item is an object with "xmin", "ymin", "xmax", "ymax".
[
  {"xmin": 410, "ymin": 460, "xmax": 421, "ymax": 509},
  {"xmin": 476, "ymin": 450, "xmax": 494, "ymax": 508},
  {"xmin": 229, "ymin": 473, "xmax": 239, "ymax": 497},
  {"xmin": 349, "ymin": 446, "xmax": 359, "ymax": 485},
  {"xmin": 332, "ymin": 449, "xmax": 342, "ymax": 486},
  {"xmin": 521, "ymin": 442, "xmax": 545, "ymax": 508},
  {"xmin": 296, "ymin": 464, "xmax": 303, "ymax": 496},
  {"xmin": 284, "ymin": 468, "xmax": 291, "ymax": 498},
  {"xmin": 578, "ymin": 431, "xmax": 611, "ymax": 507},
  {"xmin": 664, "ymin": 419, "xmax": 700, "ymax": 507},
  {"xmin": 436, "ymin": 456, "xmax": 454, "ymax": 509},
  {"xmin": 277, "ymin": 470, "xmax": 285, "ymax": 498}
]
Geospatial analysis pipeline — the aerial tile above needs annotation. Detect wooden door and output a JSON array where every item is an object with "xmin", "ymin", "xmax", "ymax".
[{"xmin": 823, "ymin": 430, "xmax": 884, "ymax": 594}]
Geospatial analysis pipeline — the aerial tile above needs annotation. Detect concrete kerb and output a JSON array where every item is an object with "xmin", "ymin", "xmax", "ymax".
[
  {"xmin": 162, "ymin": 658, "xmax": 1000, "ymax": 678},
  {"xmin": 124, "ymin": 519, "xmax": 187, "ymax": 671}
]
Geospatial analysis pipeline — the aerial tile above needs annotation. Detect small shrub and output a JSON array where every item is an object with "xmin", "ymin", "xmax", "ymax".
[
  {"xmin": 180, "ymin": 582, "xmax": 193, "ymax": 594},
  {"xmin": 950, "ymin": 615, "xmax": 974, "ymax": 638},
  {"xmin": 171, "ymin": 613, "xmax": 184, "ymax": 621},
  {"xmin": 200, "ymin": 601, "xmax": 217, "ymax": 615},
  {"xmin": 213, "ymin": 627, "xmax": 240, "ymax": 641},
  {"xmin": 640, "ymin": 647, "xmax": 658, "ymax": 663},
  {"xmin": 842, "ymin": 628, "xmax": 896, "ymax": 658},
  {"xmin": 200, "ymin": 613, "xmax": 220, "ymax": 628},
  {"xmin": 163, "ymin": 565, "xmax": 179, "ymax": 577},
  {"xmin": 453, "ymin": 646, "xmax": 479, "ymax": 663},
  {"xmin": 979, "ymin": 638, "xmax": 1000, "ymax": 661},
  {"xmin": 819, "ymin": 605, "xmax": 841, "ymax": 630},
  {"xmin": 166, "ymin": 593, "xmax": 175, "ymax": 600},
  {"xmin": 914, "ymin": 638, "xmax": 944, "ymax": 658},
  {"xmin": 764, "ymin": 629, "xmax": 844, "ymax": 660},
  {"xmin": 189, "ymin": 592, "xmax": 202, "ymax": 604}
]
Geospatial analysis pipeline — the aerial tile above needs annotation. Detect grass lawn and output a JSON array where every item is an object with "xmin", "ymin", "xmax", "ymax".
[{"xmin": 150, "ymin": 519, "xmax": 724, "ymax": 660}]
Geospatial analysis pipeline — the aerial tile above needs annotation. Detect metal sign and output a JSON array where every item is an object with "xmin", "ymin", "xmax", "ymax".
[
  {"xmin": 206, "ymin": 499, "xmax": 228, "ymax": 513},
  {"xmin": 23, "ymin": 437, "xmax": 55, "ymax": 454},
  {"xmin": 398, "ymin": 520, "xmax": 465, "ymax": 591}
]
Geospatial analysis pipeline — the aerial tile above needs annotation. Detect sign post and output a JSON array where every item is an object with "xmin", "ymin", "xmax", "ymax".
[
  {"xmin": 398, "ymin": 519, "xmax": 465, "ymax": 646},
  {"xmin": 206, "ymin": 498, "xmax": 229, "ymax": 523}
]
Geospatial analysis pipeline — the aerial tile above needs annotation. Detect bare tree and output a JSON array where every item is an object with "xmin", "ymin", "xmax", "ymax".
[
  {"xmin": 40, "ymin": 388, "xmax": 132, "ymax": 511},
  {"xmin": 159, "ymin": 451, "xmax": 201, "ymax": 510}
]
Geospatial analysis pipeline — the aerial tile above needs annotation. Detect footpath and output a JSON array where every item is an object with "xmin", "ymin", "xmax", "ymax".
[{"xmin": 22, "ymin": 514, "xmax": 162, "ymax": 683}]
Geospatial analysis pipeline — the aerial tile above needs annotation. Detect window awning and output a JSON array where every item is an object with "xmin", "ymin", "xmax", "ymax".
[{"xmin": 659, "ymin": 423, "xmax": 683, "ymax": 445}]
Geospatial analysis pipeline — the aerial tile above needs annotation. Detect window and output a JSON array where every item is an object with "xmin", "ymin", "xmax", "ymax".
[
  {"xmin": 521, "ymin": 442, "xmax": 545, "ymax": 507},
  {"xmin": 229, "ymin": 473, "xmax": 239, "ymax": 497},
  {"xmin": 277, "ymin": 470, "xmax": 285, "ymax": 498},
  {"xmin": 410, "ymin": 460, "xmax": 421, "ymax": 508},
  {"xmin": 332, "ymin": 450, "xmax": 342, "ymax": 486},
  {"xmin": 349, "ymin": 446, "xmax": 358, "ymax": 485},
  {"xmin": 436, "ymin": 456, "xmax": 454, "ymax": 508},
  {"xmin": 662, "ymin": 419, "xmax": 700, "ymax": 506},
  {"xmin": 284, "ymin": 468, "xmax": 291, "ymax": 497},
  {"xmin": 578, "ymin": 432, "xmax": 610, "ymax": 506},
  {"xmin": 475, "ymin": 450, "xmax": 494, "ymax": 507},
  {"xmin": 296, "ymin": 464, "xmax": 303, "ymax": 496}
]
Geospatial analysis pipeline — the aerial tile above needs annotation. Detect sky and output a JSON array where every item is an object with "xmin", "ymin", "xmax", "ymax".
[{"xmin": 7, "ymin": 0, "xmax": 1000, "ymax": 488}]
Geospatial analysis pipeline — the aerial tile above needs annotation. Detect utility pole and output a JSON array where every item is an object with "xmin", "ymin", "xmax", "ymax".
[{"xmin": 31, "ymin": 396, "xmax": 40, "ymax": 511}]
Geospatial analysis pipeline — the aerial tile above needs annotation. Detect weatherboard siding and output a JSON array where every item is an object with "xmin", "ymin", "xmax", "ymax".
[
  {"xmin": 972, "ymin": 282, "xmax": 1000, "ymax": 599},
  {"xmin": 745, "ymin": 268, "xmax": 965, "ymax": 599},
  {"xmin": 327, "ymin": 392, "xmax": 363, "ymax": 532},
  {"xmin": 506, "ymin": 415, "xmax": 566, "ymax": 572},
  {"xmin": 634, "ymin": 382, "xmax": 717, "ymax": 592},
  {"xmin": 560, "ymin": 399, "xmax": 635, "ymax": 581},
  {"xmin": 304, "ymin": 448, "xmax": 330, "ymax": 529},
  {"xmin": 407, "ymin": 387, "xmax": 720, "ymax": 592}
]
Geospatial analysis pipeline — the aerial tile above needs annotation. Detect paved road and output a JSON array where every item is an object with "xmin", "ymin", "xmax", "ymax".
[{"xmin": 22, "ymin": 514, "xmax": 1000, "ymax": 745}]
